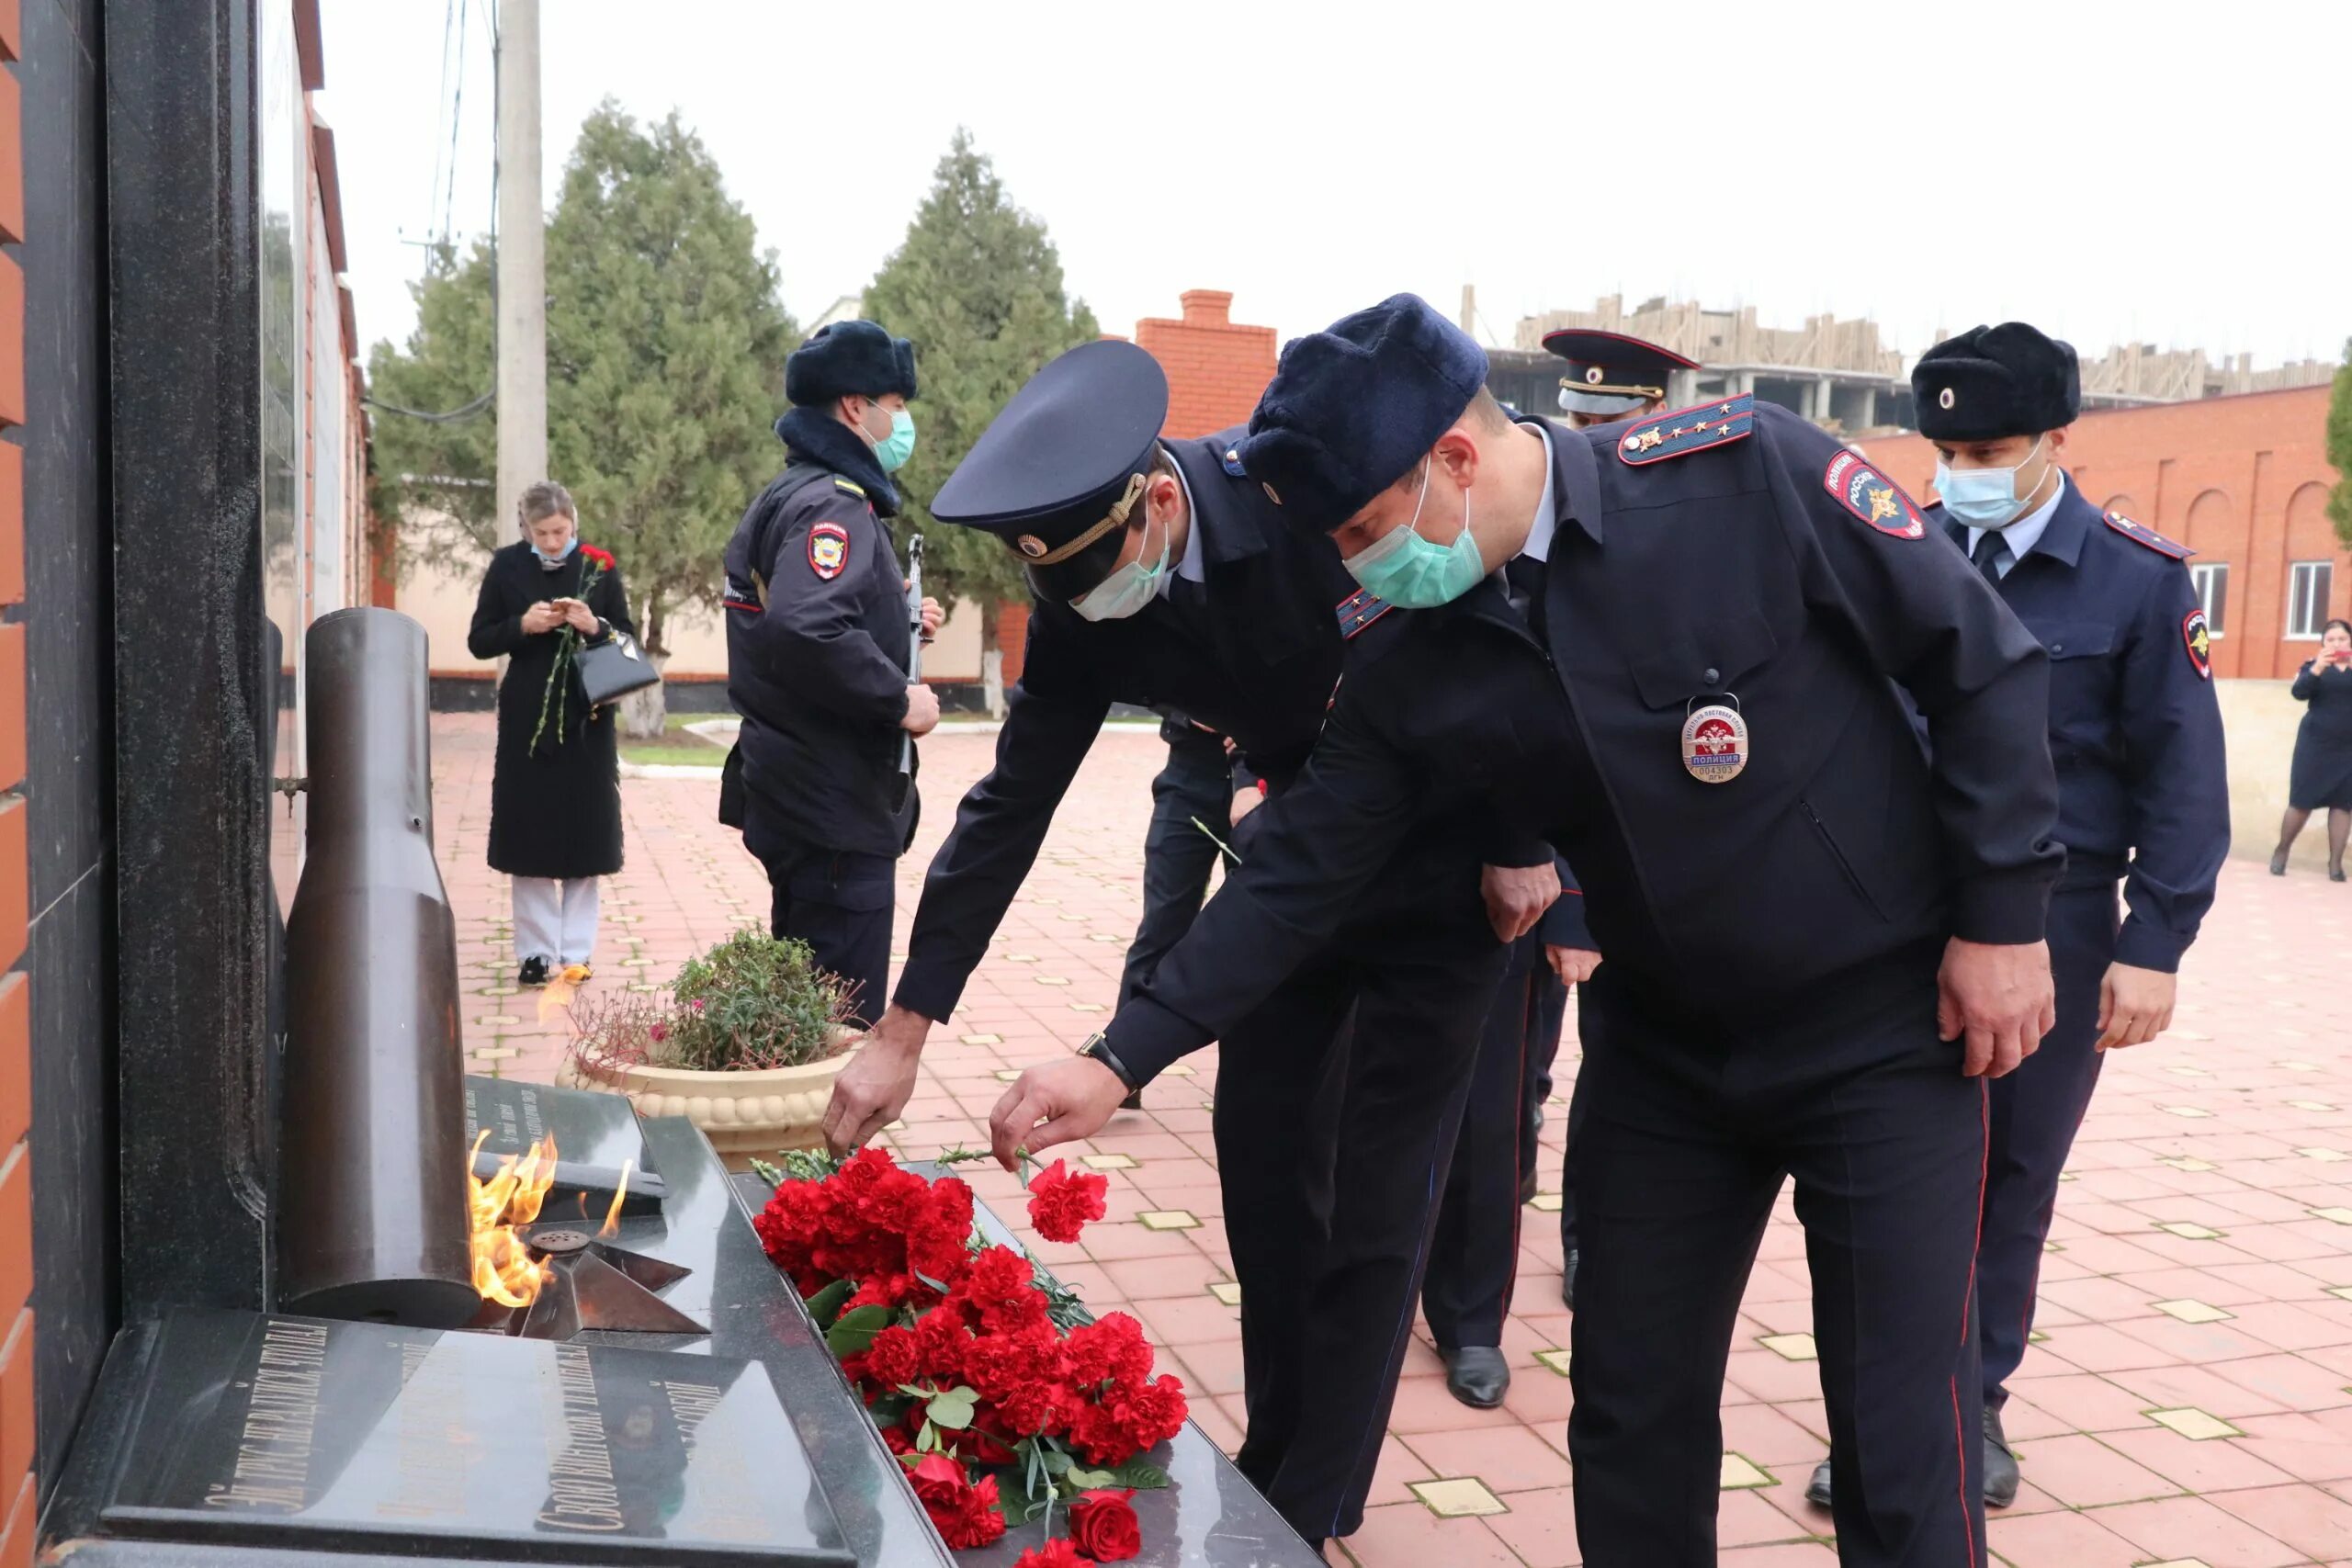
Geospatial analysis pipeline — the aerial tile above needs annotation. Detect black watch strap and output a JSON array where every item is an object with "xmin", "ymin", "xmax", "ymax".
[{"xmin": 1079, "ymin": 1032, "xmax": 1140, "ymax": 1092}]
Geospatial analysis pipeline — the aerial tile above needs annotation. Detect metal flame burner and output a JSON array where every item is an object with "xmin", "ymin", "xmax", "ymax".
[{"xmin": 468, "ymin": 1224, "xmax": 708, "ymax": 1341}]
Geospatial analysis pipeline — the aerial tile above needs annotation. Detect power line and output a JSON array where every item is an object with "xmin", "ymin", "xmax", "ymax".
[
  {"xmin": 427, "ymin": 0, "xmax": 456, "ymax": 243},
  {"xmin": 364, "ymin": 389, "xmax": 495, "ymax": 423},
  {"xmin": 442, "ymin": 0, "xmax": 470, "ymax": 247}
]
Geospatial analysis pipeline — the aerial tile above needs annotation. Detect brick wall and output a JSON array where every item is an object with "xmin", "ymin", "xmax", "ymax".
[
  {"xmin": 0, "ymin": 4, "xmax": 29, "ymax": 1562},
  {"xmin": 1859, "ymin": 384, "xmax": 2345, "ymax": 680},
  {"xmin": 1135, "ymin": 291, "xmax": 1276, "ymax": 442}
]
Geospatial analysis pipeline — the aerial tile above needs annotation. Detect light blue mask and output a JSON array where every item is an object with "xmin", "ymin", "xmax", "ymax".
[
  {"xmin": 869, "ymin": 407, "xmax": 917, "ymax": 473},
  {"xmin": 531, "ymin": 534, "xmax": 580, "ymax": 566},
  {"xmin": 1071, "ymin": 513, "xmax": 1170, "ymax": 623},
  {"xmin": 1340, "ymin": 458, "xmax": 1484, "ymax": 608},
  {"xmin": 1934, "ymin": 436, "xmax": 2045, "ymax": 529}
]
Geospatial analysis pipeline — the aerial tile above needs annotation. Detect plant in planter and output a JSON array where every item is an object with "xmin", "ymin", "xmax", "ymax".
[{"xmin": 559, "ymin": 930, "xmax": 862, "ymax": 1163}]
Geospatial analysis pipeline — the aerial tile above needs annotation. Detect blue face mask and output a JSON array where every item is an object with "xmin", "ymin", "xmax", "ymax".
[
  {"xmin": 864, "ymin": 405, "xmax": 917, "ymax": 473},
  {"xmin": 1934, "ymin": 436, "xmax": 2045, "ymax": 529},
  {"xmin": 1340, "ymin": 457, "xmax": 1485, "ymax": 608},
  {"xmin": 531, "ymin": 533, "xmax": 580, "ymax": 566},
  {"xmin": 1071, "ymin": 511, "xmax": 1170, "ymax": 623}
]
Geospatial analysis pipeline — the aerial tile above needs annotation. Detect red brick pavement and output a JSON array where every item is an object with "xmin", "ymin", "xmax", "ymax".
[{"xmin": 430, "ymin": 713, "xmax": 2352, "ymax": 1567}]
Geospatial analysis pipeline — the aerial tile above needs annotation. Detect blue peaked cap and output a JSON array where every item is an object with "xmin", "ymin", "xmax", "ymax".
[{"xmin": 1238, "ymin": 294, "xmax": 1489, "ymax": 533}]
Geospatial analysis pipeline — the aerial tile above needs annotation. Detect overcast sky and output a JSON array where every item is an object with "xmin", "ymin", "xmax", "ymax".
[{"xmin": 322, "ymin": 1, "xmax": 2351, "ymax": 378}]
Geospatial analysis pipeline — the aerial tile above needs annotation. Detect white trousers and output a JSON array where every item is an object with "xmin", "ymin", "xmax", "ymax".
[{"xmin": 512, "ymin": 876, "xmax": 601, "ymax": 965}]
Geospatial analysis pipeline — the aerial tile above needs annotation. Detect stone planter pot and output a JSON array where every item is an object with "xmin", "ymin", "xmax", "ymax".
[{"xmin": 557, "ymin": 1027, "xmax": 859, "ymax": 1169}]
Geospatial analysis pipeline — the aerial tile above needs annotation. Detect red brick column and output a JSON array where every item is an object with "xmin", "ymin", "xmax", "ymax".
[
  {"xmin": 1135, "ymin": 290, "xmax": 1277, "ymax": 441},
  {"xmin": 0, "ymin": 6, "xmax": 32, "ymax": 1563}
]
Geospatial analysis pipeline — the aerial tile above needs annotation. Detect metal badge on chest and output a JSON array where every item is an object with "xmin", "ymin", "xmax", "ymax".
[{"xmin": 1682, "ymin": 695, "xmax": 1749, "ymax": 784}]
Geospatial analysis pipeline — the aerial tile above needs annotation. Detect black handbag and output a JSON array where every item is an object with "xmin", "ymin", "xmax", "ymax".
[{"xmin": 577, "ymin": 628, "xmax": 662, "ymax": 707}]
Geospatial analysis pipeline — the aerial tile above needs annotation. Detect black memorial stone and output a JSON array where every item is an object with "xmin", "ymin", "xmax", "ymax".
[
  {"xmin": 466, "ymin": 1075, "xmax": 666, "ymax": 1217},
  {"xmin": 84, "ymin": 1308, "xmax": 853, "ymax": 1565}
]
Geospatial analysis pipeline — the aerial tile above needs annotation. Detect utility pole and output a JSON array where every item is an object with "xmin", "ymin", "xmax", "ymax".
[{"xmin": 494, "ymin": 0, "xmax": 547, "ymax": 539}]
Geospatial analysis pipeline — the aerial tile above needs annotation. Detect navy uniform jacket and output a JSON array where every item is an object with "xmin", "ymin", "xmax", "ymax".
[
  {"xmin": 1105, "ymin": 401, "xmax": 2064, "ymax": 1081},
  {"xmin": 723, "ymin": 457, "xmax": 914, "ymax": 859},
  {"xmin": 894, "ymin": 430, "xmax": 1516, "ymax": 1023},
  {"xmin": 1931, "ymin": 479, "xmax": 2228, "ymax": 971}
]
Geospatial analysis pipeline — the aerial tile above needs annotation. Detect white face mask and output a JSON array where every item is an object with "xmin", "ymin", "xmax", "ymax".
[
  {"xmin": 1934, "ymin": 435, "xmax": 2048, "ymax": 530},
  {"xmin": 1070, "ymin": 512, "xmax": 1171, "ymax": 623}
]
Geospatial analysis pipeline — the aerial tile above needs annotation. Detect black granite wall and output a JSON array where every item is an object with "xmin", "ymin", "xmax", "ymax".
[{"xmin": 19, "ymin": 0, "xmax": 117, "ymax": 1488}]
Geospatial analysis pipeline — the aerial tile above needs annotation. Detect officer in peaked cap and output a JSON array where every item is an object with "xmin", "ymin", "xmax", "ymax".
[
  {"xmin": 990, "ymin": 293, "xmax": 2066, "ymax": 1566},
  {"xmin": 1806, "ymin": 322, "xmax": 2229, "ymax": 1514},
  {"xmin": 1543, "ymin": 326, "xmax": 1698, "ymax": 429},
  {"xmin": 820, "ymin": 337, "xmax": 1521, "ymax": 1554},
  {"xmin": 720, "ymin": 320, "xmax": 939, "ymax": 1027}
]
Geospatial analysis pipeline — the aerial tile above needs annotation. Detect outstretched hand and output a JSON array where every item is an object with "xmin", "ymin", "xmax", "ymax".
[{"xmin": 989, "ymin": 1057, "xmax": 1129, "ymax": 1170}]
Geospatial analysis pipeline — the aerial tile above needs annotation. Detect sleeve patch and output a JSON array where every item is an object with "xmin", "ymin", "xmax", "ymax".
[
  {"xmin": 1615, "ymin": 392, "xmax": 1756, "ymax": 466},
  {"xmin": 2182, "ymin": 608, "xmax": 2213, "ymax": 680},
  {"xmin": 1337, "ymin": 587, "xmax": 1393, "ymax": 638},
  {"xmin": 808, "ymin": 522, "xmax": 851, "ymax": 581},
  {"xmin": 2104, "ymin": 511, "xmax": 2194, "ymax": 559},
  {"xmin": 1823, "ymin": 451, "xmax": 1928, "ymax": 539}
]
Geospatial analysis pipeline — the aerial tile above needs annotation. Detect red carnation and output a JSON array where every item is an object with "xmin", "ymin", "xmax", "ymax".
[
  {"xmin": 862, "ymin": 1324, "xmax": 922, "ymax": 1390},
  {"xmin": 580, "ymin": 544, "xmax": 616, "ymax": 570},
  {"xmin": 1026, "ymin": 1159, "xmax": 1108, "ymax": 1244},
  {"xmin": 929, "ymin": 1470, "xmax": 1006, "ymax": 1551},
  {"xmin": 1012, "ymin": 1542, "xmax": 1093, "ymax": 1568},
  {"xmin": 1070, "ymin": 1488, "xmax": 1141, "ymax": 1562}
]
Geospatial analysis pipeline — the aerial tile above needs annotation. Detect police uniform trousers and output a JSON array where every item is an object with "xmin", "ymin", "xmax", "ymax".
[
  {"xmin": 743, "ymin": 807, "xmax": 895, "ymax": 1030},
  {"xmin": 1212, "ymin": 886, "xmax": 1507, "ymax": 1543},
  {"xmin": 1978, "ymin": 880, "xmax": 2119, "ymax": 1408},
  {"xmin": 1118, "ymin": 728, "xmax": 1233, "ymax": 1004},
  {"xmin": 1422, "ymin": 932, "xmax": 1561, "ymax": 1349},
  {"xmin": 1569, "ymin": 955, "xmax": 1988, "ymax": 1568}
]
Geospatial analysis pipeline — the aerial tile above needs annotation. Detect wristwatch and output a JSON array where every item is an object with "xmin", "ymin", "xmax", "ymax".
[{"xmin": 1076, "ymin": 1032, "xmax": 1140, "ymax": 1093}]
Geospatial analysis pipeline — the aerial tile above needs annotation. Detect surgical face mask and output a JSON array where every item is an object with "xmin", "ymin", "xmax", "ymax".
[
  {"xmin": 854, "ymin": 401, "xmax": 916, "ymax": 473},
  {"xmin": 1340, "ymin": 458, "xmax": 1485, "ymax": 608},
  {"xmin": 531, "ymin": 530, "xmax": 579, "ymax": 566},
  {"xmin": 1934, "ymin": 435, "xmax": 2046, "ymax": 530},
  {"xmin": 1070, "ymin": 510, "xmax": 1171, "ymax": 623}
]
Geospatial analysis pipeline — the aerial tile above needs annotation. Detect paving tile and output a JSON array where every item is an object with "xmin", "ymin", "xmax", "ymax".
[
  {"xmin": 1405, "ymin": 1427, "xmax": 1575, "ymax": 1494},
  {"xmin": 1340, "ymin": 1502, "xmax": 1519, "ymax": 1567},
  {"xmin": 2093, "ymin": 1493, "xmax": 2309, "ymax": 1568},
  {"xmin": 1478, "ymin": 1483, "xmax": 1577, "ymax": 1566},
  {"xmin": 1407, "ymin": 1476, "xmax": 1508, "ymax": 1517},
  {"xmin": 1984, "ymin": 1506, "xmax": 2154, "ymax": 1568},
  {"xmin": 2006, "ymin": 1430, "xmax": 2181, "ymax": 1506}
]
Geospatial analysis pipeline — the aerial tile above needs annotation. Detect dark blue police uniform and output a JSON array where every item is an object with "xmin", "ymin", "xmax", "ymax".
[
  {"xmin": 1118, "ymin": 715, "xmax": 1238, "ymax": 1007},
  {"xmin": 1099, "ymin": 296, "xmax": 2063, "ymax": 1568},
  {"xmin": 893, "ymin": 341, "xmax": 1509, "ymax": 1548},
  {"xmin": 1901, "ymin": 324, "xmax": 2227, "ymax": 1504},
  {"xmin": 722, "ymin": 321, "xmax": 920, "ymax": 1025}
]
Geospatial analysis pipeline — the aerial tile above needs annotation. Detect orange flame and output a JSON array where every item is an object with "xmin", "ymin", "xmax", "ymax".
[
  {"xmin": 468, "ymin": 1128, "xmax": 560, "ymax": 1308},
  {"xmin": 598, "ymin": 1160, "xmax": 634, "ymax": 1239}
]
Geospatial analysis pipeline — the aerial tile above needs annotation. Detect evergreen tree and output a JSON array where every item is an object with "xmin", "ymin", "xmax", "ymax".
[
  {"xmin": 2329, "ymin": 338, "xmax": 2352, "ymax": 546},
  {"xmin": 865, "ymin": 130, "xmax": 1100, "ymax": 615},
  {"xmin": 370, "ymin": 102, "xmax": 797, "ymax": 729}
]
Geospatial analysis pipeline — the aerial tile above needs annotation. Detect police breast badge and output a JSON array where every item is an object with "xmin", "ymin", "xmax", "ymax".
[
  {"xmin": 808, "ymin": 522, "xmax": 851, "ymax": 581},
  {"xmin": 1682, "ymin": 702, "xmax": 1749, "ymax": 784},
  {"xmin": 1823, "ymin": 451, "xmax": 1927, "ymax": 539}
]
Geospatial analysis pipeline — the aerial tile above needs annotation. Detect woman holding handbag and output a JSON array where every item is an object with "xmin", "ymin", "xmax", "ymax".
[{"xmin": 467, "ymin": 479, "xmax": 637, "ymax": 985}]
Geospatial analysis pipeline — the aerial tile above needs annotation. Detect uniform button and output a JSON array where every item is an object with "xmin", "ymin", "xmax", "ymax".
[
  {"xmin": 1702, "ymin": 667, "xmax": 1721, "ymax": 686},
  {"xmin": 2051, "ymin": 643, "xmax": 2064, "ymax": 654}
]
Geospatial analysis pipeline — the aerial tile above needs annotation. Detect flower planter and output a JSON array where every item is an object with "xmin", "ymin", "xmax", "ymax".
[{"xmin": 557, "ymin": 1026, "xmax": 859, "ymax": 1168}]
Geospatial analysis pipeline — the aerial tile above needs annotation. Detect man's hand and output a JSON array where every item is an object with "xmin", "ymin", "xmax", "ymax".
[
  {"xmin": 901, "ymin": 684, "xmax": 942, "ymax": 736},
  {"xmin": 2095, "ymin": 963, "xmax": 2176, "ymax": 1051},
  {"xmin": 1230, "ymin": 787, "xmax": 1262, "ymax": 824},
  {"xmin": 522, "ymin": 600, "xmax": 564, "ymax": 635},
  {"xmin": 1937, "ymin": 938, "xmax": 2056, "ymax": 1078},
  {"xmin": 1546, "ymin": 945, "xmax": 1601, "ymax": 986},
  {"xmin": 989, "ymin": 1056, "xmax": 1130, "ymax": 1170},
  {"xmin": 1480, "ymin": 862, "xmax": 1561, "ymax": 943},
  {"xmin": 823, "ymin": 1005, "xmax": 933, "ymax": 1154},
  {"xmin": 918, "ymin": 594, "xmax": 944, "ymax": 641}
]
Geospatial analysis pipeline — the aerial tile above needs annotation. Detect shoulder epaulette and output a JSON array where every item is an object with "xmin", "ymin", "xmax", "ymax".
[
  {"xmin": 1221, "ymin": 445, "xmax": 1248, "ymax": 479},
  {"xmin": 1614, "ymin": 393, "xmax": 1756, "ymax": 466},
  {"xmin": 2103, "ymin": 511, "xmax": 2193, "ymax": 560},
  {"xmin": 1337, "ymin": 587, "xmax": 1392, "ymax": 639},
  {"xmin": 832, "ymin": 476, "xmax": 866, "ymax": 498}
]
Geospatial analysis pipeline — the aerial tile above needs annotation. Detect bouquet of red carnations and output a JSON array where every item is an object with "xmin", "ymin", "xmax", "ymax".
[{"xmin": 753, "ymin": 1146, "xmax": 1187, "ymax": 1563}]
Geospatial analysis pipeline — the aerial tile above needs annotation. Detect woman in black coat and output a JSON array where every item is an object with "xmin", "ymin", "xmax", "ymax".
[
  {"xmin": 2271, "ymin": 616, "xmax": 2352, "ymax": 881},
  {"xmin": 467, "ymin": 480, "xmax": 636, "ymax": 984}
]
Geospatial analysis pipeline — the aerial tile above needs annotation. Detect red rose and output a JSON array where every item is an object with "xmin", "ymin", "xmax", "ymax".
[
  {"xmin": 1012, "ymin": 1542, "xmax": 1094, "ymax": 1568},
  {"xmin": 904, "ymin": 1451, "xmax": 966, "ymax": 1506},
  {"xmin": 1069, "ymin": 1489, "xmax": 1140, "ymax": 1562},
  {"xmin": 1012, "ymin": 1542, "xmax": 1093, "ymax": 1568},
  {"xmin": 1026, "ymin": 1160, "xmax": 1108, "ymax": 1244}
]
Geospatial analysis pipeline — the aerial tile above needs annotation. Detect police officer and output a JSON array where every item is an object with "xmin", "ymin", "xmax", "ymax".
[
  {"xmin": 721, "ymin": 321, "xmax": 941, "ymax": 1026},
  {"xmin": 820, "ymin": 339, "xmax": 1535, "ymax": 1553},
  {"xmin": 1806, "ymin": 322, "xmax": 2230, "ymax": 1512},
  {"xmin": 989, "ymin": 296, "xmax": 2063, "ymax": 1568},
  {"xmin": 1419, "ymin": 328, "xmax": 1693, "ymax": 1403}
]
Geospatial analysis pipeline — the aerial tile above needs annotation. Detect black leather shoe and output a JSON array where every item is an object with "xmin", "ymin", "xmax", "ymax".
[
  {"xmin": 2333, "ymin": 866, "xmax": 2347, "ymax": 884},
  {"xmin": 518, "ymin": 956, "xmax": 549, "ymax": 987},
  {"xmin": 1441, "ymin": 1347, "xmax": 1510, "ymax": 1408},
  {"xmin": 2271, "ymin": 850, "xmax": 2289, "ymax": 874},
  {"xmin": 1518, "ymin": 1168, "xmax": 1539, "ymax": 1205},
  {"xmin": 1984, "ymin": 1405, "xmax": 2019, "ymax": 1508},
  {"xmin": 1804, "ymin": 1456, "xmax": 1833, "ymax": 1509},
  {"xmin": 1118, "ymin": 1088, "xmax": 1144, "ymax": 1111},
  {"xmin": 1560, "ymin": 1247, "xmax": 1578, "ymax": 1310}
]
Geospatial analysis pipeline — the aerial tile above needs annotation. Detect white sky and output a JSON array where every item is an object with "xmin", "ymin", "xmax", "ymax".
[{"xmin": 322, "ymin": 0, "xmax": 2352, "ymax": 377}]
